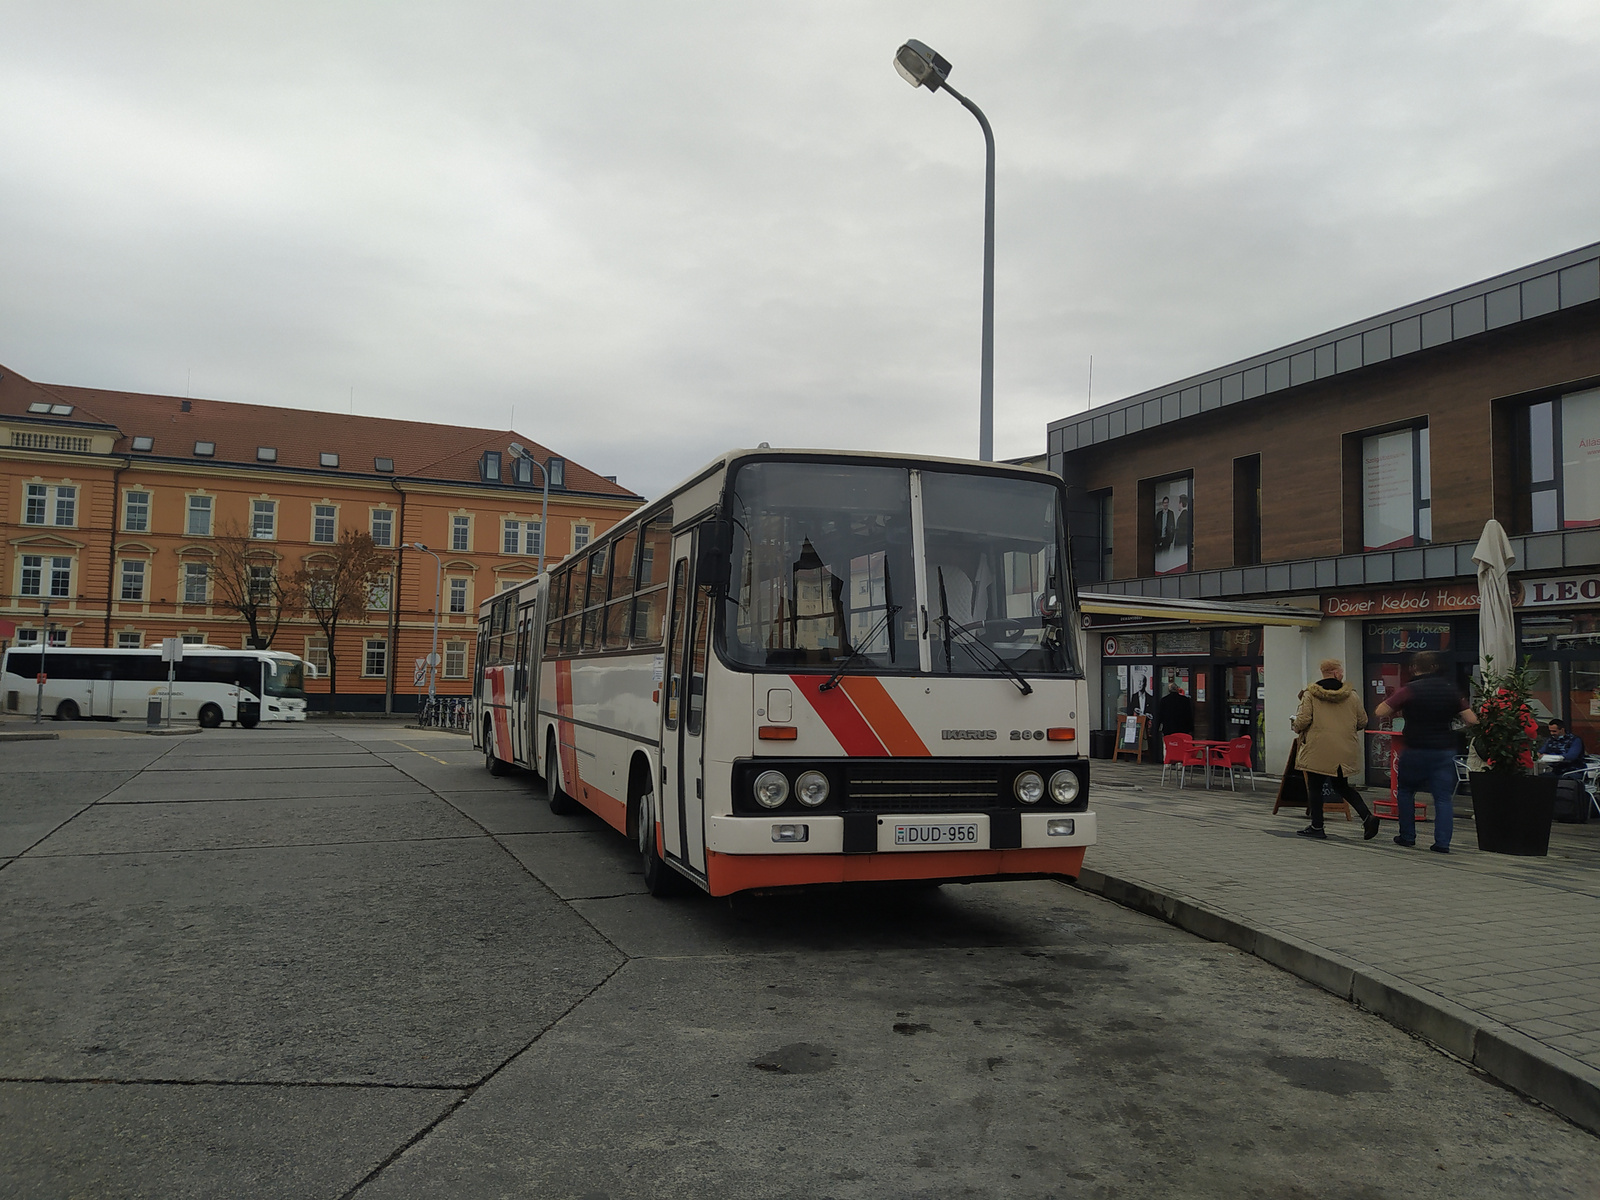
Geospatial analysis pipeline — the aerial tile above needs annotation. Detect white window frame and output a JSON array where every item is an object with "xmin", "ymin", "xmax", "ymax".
[
  {"xmin": 117, "ymin": 631, "xmax": 144, "ymax": 649},
  {"xmin": 526, "ymin": 520, "xmax": 542, "ymax": 559},
  {"xmin": 119, "ymin": 559, "xmax": 147, "ymax": 602},
  {"xmin": 248, "ymin": 564, "xmax": 275, "ymax": 604},
  {"xmin": 443, "ymin": 640, "xmax": 467, "ymax": 679},
  {"xmin": 305, "ymin": 635, "xmax": 329, "ymax": 677},
  {"xmin": 23, "ymin": 483, "xmax": 76, "ymax": 528},
  {"xmin": 251, "ymin": 498, "xmax": 277, "ymax": 540},
  {"xmin": 123, "ymin": 490, "xmax": 151, "ymax": 533},
  {"xmin": 370, "ymin": 508, "xmax": 394, "ymax": 548},
  {"xmin": 571, "ymin": 522, "xmax": 592, "ymax": 553},
  {"xmin": 448, "ymin": 577, "xmax": 469, "ymax": 614},
  {"xmin": 451, "ymin": 514, "xmax": 471, "ymax": 552},
  {"xmin": 180, "ymin": 633, "xmax": 206, "ymax": 645},
  {"xmin": 312, "ymin": 503, "xmax": 338, "ymax": 544},
  {"xmin": 182, "ymin": 561, "xmax": 210, "ymax": 605},
  {"xmin": 187, "ymin": 494, "xmax": 214, "ymax": 537},
  {"xmin": 363, "ymin": 638, "xmax": 389, "ymax": 677},
  {"xmin": 502, "ymin": 519, "xmax": 522, "ymax": 555}
]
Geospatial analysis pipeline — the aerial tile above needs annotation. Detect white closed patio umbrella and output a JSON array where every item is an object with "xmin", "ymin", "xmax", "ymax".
[{"xmin": 1472, "ymin": 518, "xmax": 1517, "ymax": 680}]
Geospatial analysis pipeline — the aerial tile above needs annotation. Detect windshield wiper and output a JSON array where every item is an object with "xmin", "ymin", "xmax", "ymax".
[
  {"xmin": 819, "ymin": 605, "xmax": 901, "ymax": 691},
  {"xmin": 934, "ymin": 566, "xmax": 1031, "ymax": 696}
]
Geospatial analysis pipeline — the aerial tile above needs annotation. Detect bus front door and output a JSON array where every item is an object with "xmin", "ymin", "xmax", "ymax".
[{"xmin": 661, "ymin": 528, "xmax": 712, "ymax": 878}]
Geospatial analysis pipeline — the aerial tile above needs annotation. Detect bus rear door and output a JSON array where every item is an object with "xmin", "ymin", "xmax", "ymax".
[{"xmin": 661, "ymin": 526, "xmax": 714, "ymax": 879}]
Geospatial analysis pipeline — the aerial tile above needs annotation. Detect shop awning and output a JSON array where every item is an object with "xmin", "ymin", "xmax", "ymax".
[{"xmin": 1079, "ymin": 592, "xmax": 1322, "ymax": 628}]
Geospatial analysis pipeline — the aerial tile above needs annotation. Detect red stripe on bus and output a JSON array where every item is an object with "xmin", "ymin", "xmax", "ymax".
[
  {"xmin": 791, "ymin": 675, "xmax": 887, "ymax": 756},
  {"xmin": 704, "ymin": 846, "xmax": 1086, "ymax": 897},
  {"xmin": 838, "ymin": 677, "xmax": 929, "ymax": 756}
]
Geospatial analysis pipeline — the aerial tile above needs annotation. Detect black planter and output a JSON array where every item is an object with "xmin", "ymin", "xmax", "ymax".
[{"xmin": 1469, "ymin": 771, "xmax": 1558, "ymax": 856}]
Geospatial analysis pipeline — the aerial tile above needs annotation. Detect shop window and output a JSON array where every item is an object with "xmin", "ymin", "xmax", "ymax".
[
  {"xmin": 1148, "ymin": 474, "xmax": 1192, "ymax": 575},
  {"xmin": 1232, "ymin": 455, "xmax": 1261, "ymax": 566},
  {"xmin": 1359, "ymin": 423, "xmax": 1430, "ymax": 551},
  {"xmin": 1513, "ymin": 387, "xmax": 1600, "ymax": 533}
]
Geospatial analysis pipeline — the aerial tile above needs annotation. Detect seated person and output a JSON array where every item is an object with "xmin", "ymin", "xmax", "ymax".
[{"xmin": 1538, "ymin": 718, "xmax": 1586, "ymax": 776}]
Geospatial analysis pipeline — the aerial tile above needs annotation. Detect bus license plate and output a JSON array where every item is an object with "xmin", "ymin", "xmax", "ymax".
[{"xmin": 894, "ymin": 822, "xmax": 980, "ymax": 847}]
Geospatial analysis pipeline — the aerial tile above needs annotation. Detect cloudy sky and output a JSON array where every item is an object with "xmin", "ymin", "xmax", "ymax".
[{"xmin": 3, "ymin": 2, "xmax": 1598, "ymax": 497}]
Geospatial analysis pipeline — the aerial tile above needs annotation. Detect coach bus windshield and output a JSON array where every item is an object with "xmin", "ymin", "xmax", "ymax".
[
  {"xmin": 262, "ymin": 658, "xmax": 305, "ymax": 698},
  {"xmin": 721, "ymin": 460, "xmax": 1077, "ymax": 677}
]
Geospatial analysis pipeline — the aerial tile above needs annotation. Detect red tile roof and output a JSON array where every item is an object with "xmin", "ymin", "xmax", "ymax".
[{"xmin": 0, "ymin": 362, "xmax": 639, "ymax": 499}]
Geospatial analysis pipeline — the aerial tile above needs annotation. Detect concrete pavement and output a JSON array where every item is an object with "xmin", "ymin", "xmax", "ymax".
[{"xmin": 1079, "ymin": 755, "xmax": 1600, "ymax": 1136}]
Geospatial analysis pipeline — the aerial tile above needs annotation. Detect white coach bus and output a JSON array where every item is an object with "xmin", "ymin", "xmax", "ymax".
[
  {"xmin": 475, "ymin": 448, "xmax": 1095, "ymax": 897},
  {"xmin": 1, "ymin": 645, "xmax": 310, "ymax": 727}
]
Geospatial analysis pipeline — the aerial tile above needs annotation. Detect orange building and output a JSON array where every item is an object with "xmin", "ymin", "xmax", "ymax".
[{"xmin": 1, "ymin": 361, "xmax": 641, "ymax": 711}]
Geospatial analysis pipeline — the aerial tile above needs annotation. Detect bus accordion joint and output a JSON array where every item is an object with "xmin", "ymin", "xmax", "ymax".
[
  {"xmin": 758, "ymin": 726, "xmax": 798, "ymax": 740},
  {"xmin": 1046, "ymin": 727, "xmax": 1075, "ymax": 741}
]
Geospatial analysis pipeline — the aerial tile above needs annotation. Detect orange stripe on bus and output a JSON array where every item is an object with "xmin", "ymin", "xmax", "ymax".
[
  {"xmin": 703, "ymin": 846, "xmax": 1085, "ymax": 897},
  {"xmin": 838, "ymin": 676, "xmax": 929, "ymax": 756}
]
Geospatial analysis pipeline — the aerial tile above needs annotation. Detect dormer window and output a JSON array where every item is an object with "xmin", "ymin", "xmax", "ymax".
[
  {"xmin": 131, "ymin": 436, "xmax": 154, "ymax": 452},
  {"xmin": 27, "ymin": 402, "xmax": 50, "ymax": 413},
  {"xmin": 321, "ymin": 452, "xmax": 340, "ymax": 468},
  {"xmin": 481, "ymin": 451, "xmax": 502, "ymax": 482},
  {"xmin": 257, "ymin": 447, "xmax": 277, "ymax": 462},
  {"xmin": 50, "ymin": 404, "xmax": 72, "ymax": 415},
  {"xmin": 374, "ymin": 457, "xmax": 393, "ymax": 473},
  {"xmin": 194, "ymin": 441, "xmax": 215, "ymax": 457},
  {"xmin": 547, "ymin": 457, "xmax": 565, "ymax": 488},
  {"xmin": 513, "ymin": 456, "xmax": 533, "ymax": 485}
]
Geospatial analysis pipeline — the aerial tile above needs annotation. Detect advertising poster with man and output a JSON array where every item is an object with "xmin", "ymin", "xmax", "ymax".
[{"xmin": 1152, "ymin": 475, "xmax": 1192, "ymax": 574}]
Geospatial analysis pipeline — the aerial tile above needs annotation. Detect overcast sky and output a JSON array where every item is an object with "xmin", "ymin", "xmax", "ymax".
[{"xmin": 3, "ymin": 2, "xmax": 1598, "ymax": 497}]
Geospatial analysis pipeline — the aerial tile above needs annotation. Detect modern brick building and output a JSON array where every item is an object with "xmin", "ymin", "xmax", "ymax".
[
  {"xmin": 1047, "ymin": 241, "xmax": 1600, "ymax": 778},
  {"xmin": 1, "ymin": 362, "xmax": 640, "ymax": 710}
]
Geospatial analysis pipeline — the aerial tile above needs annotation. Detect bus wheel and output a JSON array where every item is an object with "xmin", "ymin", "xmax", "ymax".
[
  {"xmin": 638, "ymin": 786, "xmax": 687, "ymax": 897},
  {"xmin": 198, "ymin": 703, "xmax": 223, "ymax": 729},
  {"xmin": 546, "ymin": 731, "xmax": 578, "ymax": 814},
  {"xmin": 484, "ymin": 718, "xmax": 509, "ymax": 776},
  {"xmin": 54, "ymin": 699, "xmax": 79, "ymax": 721},
  {"xmin": 238, "ymin": 706, "xmax": 260, "ymax": 729}
]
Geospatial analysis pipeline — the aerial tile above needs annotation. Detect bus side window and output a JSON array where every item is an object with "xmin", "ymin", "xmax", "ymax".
[
  {"xmin": 685, "ymin": 583, "xmax": 712, "ymax": 737},
  {"xmin": 664, "ymin": 558, "xmax": 688, "ymax": 729}
]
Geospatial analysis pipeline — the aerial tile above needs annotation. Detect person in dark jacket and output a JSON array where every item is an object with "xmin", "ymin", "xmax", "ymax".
[
  {"xmin": 1538, "ymin": 718, "xmax": 1586, "ymax": 777},
  {"xmin": 1375, "ymin": 650, "xmax": 1477, "ymax": 853},
  {"xmin": 1156, "ymin": 681, "xmax": 1194, "ymax": 738}
]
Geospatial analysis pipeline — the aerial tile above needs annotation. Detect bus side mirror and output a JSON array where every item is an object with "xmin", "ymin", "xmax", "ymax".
[{"xmin": 696, "ymin": 521, "xmax": 731, "ymax": 593}]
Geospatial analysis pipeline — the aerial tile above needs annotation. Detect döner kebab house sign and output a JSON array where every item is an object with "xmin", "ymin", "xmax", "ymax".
[{"xmin": 1322, "ymin": 574, "xmax": 1600, "ymax": 617}]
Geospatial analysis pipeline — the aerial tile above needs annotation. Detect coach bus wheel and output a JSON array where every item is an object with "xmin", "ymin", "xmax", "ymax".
[
  {"xmin": 54, "ymin": 699, "xmax": 80, "ymax": 721},
  {"xmin": 198, "ymin": 703, "xmax": 223, "ymax": 729},
  {"xmin": 484, "ymin": 718, "xmax": 509, "ymax": 776},
  {"xmin": 545, "ymin": 731, "xmax": 578, "ymax": 814},
  {"xmin": 638, "ymin": 786, "xmax": 688, "ymax": 897}
]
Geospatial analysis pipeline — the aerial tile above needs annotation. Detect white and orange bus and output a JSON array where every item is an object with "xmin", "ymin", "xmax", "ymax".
[{"xmin": 474, "ymin": 448, "xmax": 1095, "ymax": 897}]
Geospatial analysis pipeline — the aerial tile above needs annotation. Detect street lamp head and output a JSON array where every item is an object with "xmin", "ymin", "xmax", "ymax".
[
  {"xmin": 409, "ymin": 542, "xmax": 427, "ymax": 552},
  {"xmin": 507, "ymin": 442, "xmax": 527, "ymax": 459},
  {"xmin": 894, "ymin": 39, "xmax": 951, "ymax": 92}
]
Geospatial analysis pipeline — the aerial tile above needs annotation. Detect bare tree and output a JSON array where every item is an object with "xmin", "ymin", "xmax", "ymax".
[
  {"xmin": 211, "ymin": 523, "xmax": 304, "ymax": 649},
  {"xmin": 292, "ymin": 530, "xmax": 393, "ymax": 700}
]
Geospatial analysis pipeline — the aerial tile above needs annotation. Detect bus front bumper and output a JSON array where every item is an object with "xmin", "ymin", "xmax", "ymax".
[{"xmin": 706, "ymin": 810, "xmax": 1096, "ymax": 855}]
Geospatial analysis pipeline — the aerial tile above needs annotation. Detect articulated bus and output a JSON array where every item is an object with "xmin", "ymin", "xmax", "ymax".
[
  {"xmin": 1, "ymin": 645, "xmax": 310, "ymax": 727},
  {"xmin": 475, "ymin": 448, "xmax": 1095, "ymax": 897}
]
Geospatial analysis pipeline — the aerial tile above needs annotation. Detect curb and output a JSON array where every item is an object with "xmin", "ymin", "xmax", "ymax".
[
  {"xmin": 142, "ymin": 726, "xmax": 203, "ymax": 737},
  {"xmin": 1072, "ymin": 866, "xmax": 1600, "ymax": 1136},
  {"xmin": 0, "ymin": 731, "xmax": 60, "ymax": 742}
]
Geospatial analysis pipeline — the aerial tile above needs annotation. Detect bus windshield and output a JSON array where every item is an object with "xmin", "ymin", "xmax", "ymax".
[
  {"xmin": 263, "ymin": 658, "xmax": 306, "ymax": 698},
  {"xmin": 721, "ymin": 460, "xmax": 1077, "ymax": 676}
]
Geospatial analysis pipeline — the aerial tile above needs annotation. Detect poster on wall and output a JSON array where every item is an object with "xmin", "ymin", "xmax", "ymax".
[
  {"xmin": 1363, "ymin": 428, "xmax": 1415, "ymax": 550},
  {"xmin": 1561, "ymin": 387, "xmax": 1600, "ymax": 528},
  {"xmin": 1151, "ymin": 475, "xmax": 1192, "ymax": 575},
  {"xmin": 1125, "ymin": 663, "xmax": 1155, "ymax": 717}
]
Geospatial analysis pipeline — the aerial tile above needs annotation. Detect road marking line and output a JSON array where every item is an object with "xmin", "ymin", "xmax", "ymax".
[{"xmin": 395, "ymin": 742, "xmax": 450, "ymax": 765}]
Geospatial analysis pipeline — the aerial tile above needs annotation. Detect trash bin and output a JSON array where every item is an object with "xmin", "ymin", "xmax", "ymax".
[
  {"xmin": 146, "ymin": 698, "xmax": 162, "ymax": 727},
  {"xmin": 1089, "ymin": 729, "xmax": 1115, "ymax": 759}
]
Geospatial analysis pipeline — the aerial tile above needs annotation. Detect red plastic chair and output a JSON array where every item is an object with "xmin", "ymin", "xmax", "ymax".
[
  {"xmin": 1215, "ymin": 736, "xmax": 1256, "ymax": 791},
  {"xmin": 1161, "ymin": 734, "xmax": 1208, "ymax": 789}
]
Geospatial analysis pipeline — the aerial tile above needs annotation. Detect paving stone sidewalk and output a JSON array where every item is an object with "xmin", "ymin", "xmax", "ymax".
[{"xmin": 1076, "ymin": 757, "xmax": 1600, "ymax": 1135}]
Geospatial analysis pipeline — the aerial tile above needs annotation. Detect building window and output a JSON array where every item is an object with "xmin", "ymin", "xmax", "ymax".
[
  {"xmin": 1516, "ymin": 387, "xmax": 1600, "ymax": 534},
  {"xmin": 547, "ymin": 458, "xmax": 565, "ymax": 488},
  {"xmin": 444, "ymin": 640, "xmax": 467, "ymax": 679},
  {"xmin": 370, "ymin": 509, "xmax": 394, "ymax": 547},
  {"xmin": 306, "ymin": 635, "xmax": 329, "ymax": 676},
  {"xmin": 482, "ymin": 451, "xmax": 502, "ymax": 482},
  {"xmin": 572, "ymin": 523, "xmax": 592, "ymax": 553},
  {"xmin": 251, "ymin": 499, "xmax": 277, "ymax": 540},
  {"xmin": 117, "ymin": 631, "xmax": 143, "ymax": 648},
  {"xmin": 248, "ymin": 565, "xmax": 274, "ymax": 604},
  {"xmin": 257, "ymin": 446, "xmax": 277, "ymax": 462},
  {"xmin": 499, "ymin": 579, "xmax": 523, "ymax": 593},
  {"xmin": 20, "ymin": 555, "xmax": 42, "ymax": 596},
  {"xmin": 374, "ymin": 457, "xmax": 393, "ymax": 473},
  {"xmin": 1233, "ymin": 455, "xmax": 1262, "ymax": 567},
  {"xmin": 131, "ymin": 436, "xmax": 154, "ymax": 452},
  {"xmin": 187, "ymin": 495, "xmax": 213, "ymax": 536},
  {"xmin": 321, "ymin": 452, "xmax": 340, "ymax": 468},
  {"xmin": 313, "ymin": 504, "xmax": 337, "ymax": 543},
  {"xmin": 181, "ymin": 633, "xmax": 206, "ymax": 645},
  {"xmin": 20, "ymin": 555, "xmax": 72, "ymax": 599},
  {"xmin": 123, "ymin": 491, "xmax": 151, "ymax": 532},
  {"xmin": 15, "ymin": 628, "xmax": 39, "ymax": 646},
  {"xmin": 1361, "ymin": 424, "xmax": 1430, "ymax": 551},
  {"xmin": 23, "ymin": 484, "xmax": 76, "ymax": 527},
  {"xmin": 120, "ymin": 560, "xmax": 146, "ymax": 601},
  {"xmin": 363, "ymin": 638, "xmax": 388, "ymax": 677},
  {"xmin": 367, "ymin": 579, "xmax": 392, "ymax": 611},
  {"xmin": 513, "ymin": 456, "xmax": 534, "ymax": 485},
  {"xmin": 1151, "ymin": 475, "xmax": 1192, "ymax": 575},
  {"xmin": 503, "ymin": 520, "xmax": 522, "ymax": 554},
  {"xmin": 193, "ymin": 441, "xmax": 215, "ymax": 457},
  {"xmin": 451, "ymin": 514, "xmax": 471, "ymax": 551},
  {"xmin": 183, "ymin": 562, "xmax": 209, "ymax": 605},
  {"xmin": 449, "ymin": 577, "xmax": 468, "ymax": 613},
  {"xmin": 526, "ymin": 521, "xmax": 542, "ymax": 559}
]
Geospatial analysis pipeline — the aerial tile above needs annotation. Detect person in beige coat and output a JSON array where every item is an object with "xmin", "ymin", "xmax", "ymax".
[{"xmin": 1291, "ymin": 658, "xmax": 1380, "ymax": 841}]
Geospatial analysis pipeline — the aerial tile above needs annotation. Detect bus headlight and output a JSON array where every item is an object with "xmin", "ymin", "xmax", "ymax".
[
  {"xmin": 754, "ymin": 770, "xmax": 790, "ymax": 809},
  {"xmin": 1049, "ymin": 770, "xmax": 1081, "ymax": 805},
  {"xmin": 1013, "ymin": 771, "xmax": 1044, "ymax": 804},
  {"xmin": 795, "ymin": 770, "xmax": 830, "ymax": 807}
]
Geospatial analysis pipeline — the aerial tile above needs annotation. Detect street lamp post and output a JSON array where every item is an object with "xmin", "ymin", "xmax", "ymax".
[
  {"xmin": 507, "ymin": 443, "xmax": 551, "ymax": 574},
  {"xmin": 409, "ymin": 543, "xmax": 443, "ymax": 701},
  {"xmin": 894, "ymin": 38, "xmax": 996, "ymax": 462},
  {"xmin": 33, "ymin": 601, "xmax": 51, "ymax": 723}
]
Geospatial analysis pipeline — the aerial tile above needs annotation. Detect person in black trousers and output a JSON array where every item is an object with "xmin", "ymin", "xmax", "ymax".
[{"xmin": 1291, "ymin": 658, "xmax": 1380, "ymax": 840}]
